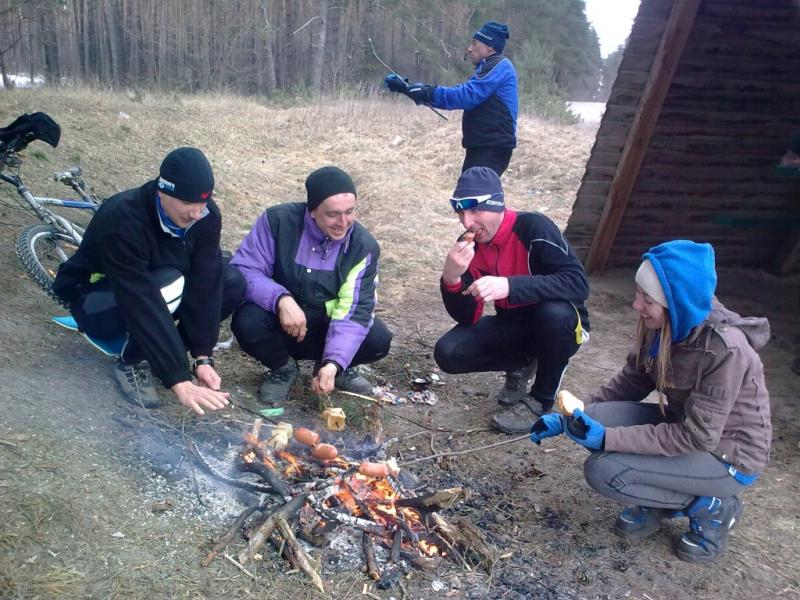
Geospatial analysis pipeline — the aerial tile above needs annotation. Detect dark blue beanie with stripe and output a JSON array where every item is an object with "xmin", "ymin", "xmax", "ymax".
[{"xmin": 473, "ymin": 22, "xmax": 509, "ymax": 53}]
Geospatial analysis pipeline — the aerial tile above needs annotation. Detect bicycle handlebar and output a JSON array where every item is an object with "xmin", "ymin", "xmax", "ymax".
[{"xmin": 53, "ymin": 166, "xmax": 83, "ymax": 183}]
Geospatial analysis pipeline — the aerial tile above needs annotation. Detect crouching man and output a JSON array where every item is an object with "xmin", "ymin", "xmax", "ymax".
[
  {"xmin": 53, "ymin": 147, "xmax": 246, "ymax": 414},
  {"xmin": 434, "ymin": 167, "xmax": 589, "ymax": 433},
  {"xmin": 230, "ymin": 166, "xmax": 392, "ymax": 405}
]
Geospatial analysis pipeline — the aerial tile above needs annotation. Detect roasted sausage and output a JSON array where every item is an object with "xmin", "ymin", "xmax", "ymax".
[
  {"xmin": 293, "ymin": 427, "xmax": 320, "ymax": 447},
  {"xmin": 358, "ymin": 459, "xmax": 399, "ymax": 478},
  {"xmin": 359, "ymin": 462, "xmax": 391, "ymax": 478},
  {"xmin": 311, "ymin": 443, "xmax": 338, "ymax": 460}
]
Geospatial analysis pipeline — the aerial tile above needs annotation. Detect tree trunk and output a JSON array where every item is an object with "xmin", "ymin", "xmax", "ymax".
[
  {"xmin": 103, "ymin": 0, "xmax": 121, "ymax": 85},
  {"xmin": 309, "ymin": 0, "xmax": 327, "ymax": 93}
]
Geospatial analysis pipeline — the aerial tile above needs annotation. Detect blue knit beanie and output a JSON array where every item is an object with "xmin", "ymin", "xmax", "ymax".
[
  {"xmin": 642, "ymin": 240, "xmax": 717, "ymax": 342},
  {"xmin": 473, "ymin": 22, "xmax": 509, "ymax": 53}
]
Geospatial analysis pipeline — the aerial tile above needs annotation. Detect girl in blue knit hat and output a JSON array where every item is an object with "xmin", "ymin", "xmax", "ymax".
[{"xmin": 530, "ymin": 240, "xmax": 772, "ymax": 563}]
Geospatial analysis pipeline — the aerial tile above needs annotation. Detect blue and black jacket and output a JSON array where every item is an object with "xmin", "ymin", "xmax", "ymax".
[{"xmin": 432, "ymin": 54, "xmax": 518, "ymax": 149}]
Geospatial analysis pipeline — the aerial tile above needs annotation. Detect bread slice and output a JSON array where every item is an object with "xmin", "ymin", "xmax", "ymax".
[{"xmin": 555, "ymin": 390, "xmax": 584, "ymax": 416}]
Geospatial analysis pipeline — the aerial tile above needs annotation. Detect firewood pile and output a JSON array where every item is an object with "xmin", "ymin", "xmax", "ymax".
[{"xmin": 195, "ymin": 418, "xmax": 494, "ymax": 592}]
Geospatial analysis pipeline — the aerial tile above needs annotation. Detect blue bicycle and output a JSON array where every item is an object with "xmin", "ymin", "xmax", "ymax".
[{"xmin": 0, "ymin": 112, "xmax": 101, "ymax": 306}]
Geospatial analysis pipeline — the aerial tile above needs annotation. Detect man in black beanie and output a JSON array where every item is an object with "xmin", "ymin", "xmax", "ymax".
[
  {"xmin": 230, "ymin": 166, "xmax": 392, "ymax": 405},
  {"xmin": 53, "ymin": 147, "xmax": 246, "ymax": 414},
  {"xmin": 383, "ymin": 21, "xmax": 518, "ymax": 176}
]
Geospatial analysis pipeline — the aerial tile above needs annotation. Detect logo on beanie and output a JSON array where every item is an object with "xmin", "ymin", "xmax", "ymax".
[
  {"xmin": 158, "ymin": 177, "xmax": 176, "ymax": 192},
  {"xmin": 201, "ymin": 191, "xmax": 211, "ymax": 200},
  {"xmin": 475, "ymin": 31, "xmax": 494, "ymax": 43}
]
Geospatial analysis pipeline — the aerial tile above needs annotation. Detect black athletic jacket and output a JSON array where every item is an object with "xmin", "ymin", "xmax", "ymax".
[{"xmin": 53, "ymin": 180, "xmax": 223, "ymax": 387}]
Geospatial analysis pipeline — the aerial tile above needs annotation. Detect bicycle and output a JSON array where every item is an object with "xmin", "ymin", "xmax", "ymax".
[{"xmin": 0, "ymin": 112, "xmax": 101, "ymax": 306}]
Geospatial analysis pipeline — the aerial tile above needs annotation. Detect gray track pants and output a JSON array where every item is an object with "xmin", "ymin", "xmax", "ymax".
[{"xmin": 582, "ymin": 402, "xmax": 746, "ymax": 509}]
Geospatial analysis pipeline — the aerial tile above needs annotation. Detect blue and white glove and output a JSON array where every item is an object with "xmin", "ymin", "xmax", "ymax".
[
  {"xmin": 529, "ymin": 414, "xmax": 564, "ymax": 445},
  {"xmin": 384, "ymin": 73, "xmax": 410, "ymax": 94},
  {"xmin": 564, "ymin": 408, "xmax": 605, "ymax": 450}
]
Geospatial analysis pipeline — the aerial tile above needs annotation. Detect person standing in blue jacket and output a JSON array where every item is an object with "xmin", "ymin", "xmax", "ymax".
[{"xmin": 384, "ymin": 21, "xmax": 519, "ymax": 176}]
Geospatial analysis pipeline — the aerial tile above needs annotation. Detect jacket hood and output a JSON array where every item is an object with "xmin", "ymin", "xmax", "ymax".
[
  {"xmin": 702, "ymin": 299, "xmax": 771, "ymax": 351},
  {"xmin": 643, "ymin": 240, "xmax": 716, "ymax": 342}
]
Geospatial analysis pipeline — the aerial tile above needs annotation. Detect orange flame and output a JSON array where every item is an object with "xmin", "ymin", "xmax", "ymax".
[
  {"xmin": 278, "ymin": 450, "xmax": 303, "ymax": 477},
  {"xmin": 419, "ymin": 540, "xmax": 439, "ymax": 557}
]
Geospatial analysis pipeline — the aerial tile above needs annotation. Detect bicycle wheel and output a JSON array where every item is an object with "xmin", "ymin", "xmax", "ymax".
[{"xmin": 15, "ymin": 223, "xmax": 78, "ymax": 307}]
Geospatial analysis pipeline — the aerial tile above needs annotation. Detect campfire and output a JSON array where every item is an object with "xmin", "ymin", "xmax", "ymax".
[{"xmin": 197, "ymin": 418, "xmax": 494, "ymax": 592}]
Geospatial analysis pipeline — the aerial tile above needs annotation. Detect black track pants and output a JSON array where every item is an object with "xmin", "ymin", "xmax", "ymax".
[
  {"xmin": 433, "ymin": 300, "xmax": 582, "ymax": 404},
  {"xmin": 231, "ymin": 301, "xmax": 392, "ymax": 370}
]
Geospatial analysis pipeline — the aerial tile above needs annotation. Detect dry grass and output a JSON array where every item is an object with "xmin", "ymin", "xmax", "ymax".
[{"xmin": 0, "ymin": 86, "xmax": 598, "ymax": 599}]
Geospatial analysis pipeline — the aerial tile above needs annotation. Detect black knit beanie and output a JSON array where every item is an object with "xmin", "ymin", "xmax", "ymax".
[
  {"xmin": 158, "ymin": 147, "xmax": 214, "ymax": 203},
  {"xmin": 305, "ymin": 166, "xmax": 357, "ymax": 211}
]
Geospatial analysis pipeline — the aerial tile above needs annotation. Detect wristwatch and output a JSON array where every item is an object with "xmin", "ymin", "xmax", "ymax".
[{"xmin": 192, "ymin": 357, "xmax": 215, "ymax": 376}]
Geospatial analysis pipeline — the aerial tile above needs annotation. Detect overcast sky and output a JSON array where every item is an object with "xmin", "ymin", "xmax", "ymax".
[{"xmin": 585, "ymin": 0, "xmax": 642, "ymax": 57}]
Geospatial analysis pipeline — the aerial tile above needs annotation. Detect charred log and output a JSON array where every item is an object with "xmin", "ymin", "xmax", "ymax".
[
  {"xmin": 361, "ymin": 532, "xmax": 381, "ymax": 581},
  {"xmin": 240, "ymin": 459, "xmax": 293, "ymax": 499},
  {"xmin": 395, "ymin": 487, "xmax": 467, "ymax": 513},
  {"xmin": 201, "ymin": 504, "xmax": 264, "ymax": 567},
  {"xmin": 238, "ymin": 492, "xmax": 309, "ymax": 565}
]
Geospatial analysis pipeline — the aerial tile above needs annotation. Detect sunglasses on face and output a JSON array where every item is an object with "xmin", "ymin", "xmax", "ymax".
[{"xmin": 450, "ymin": 194, "xmax": 493, "ymax": 212}]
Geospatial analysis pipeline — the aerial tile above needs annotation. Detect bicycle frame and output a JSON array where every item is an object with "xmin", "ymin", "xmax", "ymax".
[{"xmin": 0, "ymin": 160, "xmax": 100, "ymax": 246}]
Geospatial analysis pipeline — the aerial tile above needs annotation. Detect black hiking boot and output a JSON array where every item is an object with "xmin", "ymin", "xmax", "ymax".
[
  {"xmin": 614, "ymin": 505, "xmax": 676, "ymax": 539},
  {"xmin": 334, "ymin": 367, "xmax": 375, "ymax": 396},
  {"xmin": 113, "ymin": 360, "xmax": 161, "ymax": 408},
  {"xmin": 495, "ymin": 359, "xmax": 538, "ymax": 406},
  {"xmin": 258, "ymin": 358, "xmax": 299, "ymax": 405},
  {"xmin": 674, "ymin": 495, "xmax": 742, "ymax": 563},
  {"xmin": 491, "ymin": 395, "xmax": 551, "ymax": 434}
]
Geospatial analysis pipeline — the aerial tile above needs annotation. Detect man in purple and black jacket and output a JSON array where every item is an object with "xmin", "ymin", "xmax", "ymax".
[{"xmin": 230, "ymin": 166, "xmax": 392, "ymax": 405}]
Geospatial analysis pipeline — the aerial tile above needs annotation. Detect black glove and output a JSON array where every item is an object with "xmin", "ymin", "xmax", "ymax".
[
  {"xmin": 406, "ymin": 83, "xmax": 435, "ymax": 106},
  {"xmin": 384, "ymin": 74, "xmax": 410, "ymax": 94}
]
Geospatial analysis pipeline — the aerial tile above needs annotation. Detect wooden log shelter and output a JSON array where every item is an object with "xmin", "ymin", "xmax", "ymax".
[{"xmin": 565, "ymin": 0, "xmax": 800, "ymax": 273}]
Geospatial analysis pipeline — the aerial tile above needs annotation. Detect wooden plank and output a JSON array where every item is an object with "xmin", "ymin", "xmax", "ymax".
[
  {"xmin": 585, "ymin": 151, "xmax": 624, "ymax": 169},
  {"xmin": 586, "ymin": 0, "xmax": 700, "ymax": 272},
  {"xmin": 638, "ymin": 0, "xmax": 674, "ymax": 19},
  {"xmin": 611, "ymin": 193, "xmax": 795, "ymax": 212},
  {"xmin": 629, "ymin": 16, "xmax": 668, "ymax": 39},
  {"xmin": 776, "ymin": 229, "xmax": 800, "ymax": 273},
  {"xmin": 612, "ymin": 70, "xmax": 651, "ymax": 87}
]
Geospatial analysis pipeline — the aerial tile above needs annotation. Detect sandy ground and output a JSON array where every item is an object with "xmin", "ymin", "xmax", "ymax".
[{"xmin": 0, "ymin": 89, "xmax": 798, "ymax": 599}]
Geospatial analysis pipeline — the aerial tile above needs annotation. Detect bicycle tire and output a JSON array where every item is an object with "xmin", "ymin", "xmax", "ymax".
[{"xmin": 15, "ymin": 223, "xmax": 78, "ymax": 307}]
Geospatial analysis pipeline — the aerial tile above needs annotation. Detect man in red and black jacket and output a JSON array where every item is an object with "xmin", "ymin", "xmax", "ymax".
[{"xmin": 434, "ymin": 167, "xmax": 590, "ymax": 434}]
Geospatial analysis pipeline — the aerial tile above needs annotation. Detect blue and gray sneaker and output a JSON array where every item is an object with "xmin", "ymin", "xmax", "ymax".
[{"xmin": 674, "ymin": 495, "xmax": 742, "ymax": 562}]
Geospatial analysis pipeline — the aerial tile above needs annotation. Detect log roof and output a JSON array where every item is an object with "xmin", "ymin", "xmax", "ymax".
[{"xmin": 564, "ymin": 0, "xmax": 800, "ymax": 272}]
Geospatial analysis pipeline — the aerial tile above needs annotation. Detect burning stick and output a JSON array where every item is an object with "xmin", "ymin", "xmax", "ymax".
[
  {"xmin": 276, "ymin": 515, "xmax": 324, "ymax": 593},
  {"xmin": 315, "ymin": 507, "xmax": 386, "ymax": 536},
  {"xmin": 187, "ymin": 442, "xmax": 273, "ymax": 495},
  {"xmin": 361, "ymin": 532, "xmax": 381, "ymax": 581},
  {"xmin": 238, "ymin": 492, "xmax": 310, "ymax": 565},
  {"xmin": 395, "ymin": 487, "xmax": 468, "ymax": 513},
  {"xmin": 201, "ymin": 504, "xmax": 263, "ymax": 567},
  {"xmin": 240, "ymin": 459, "xmax": 293, "ymax": 500},
  {"xmin": 396, "ymin": 514, "xmax": 419, "ymax": 547},
  {"xmin": 390, "ymin": 528, "xmax": 402, "ymax": 563}
]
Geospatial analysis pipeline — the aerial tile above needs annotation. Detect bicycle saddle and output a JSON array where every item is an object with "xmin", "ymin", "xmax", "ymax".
[{"xmin": 0, "ymin": 112, "xmax": 61, "ymax": 149}]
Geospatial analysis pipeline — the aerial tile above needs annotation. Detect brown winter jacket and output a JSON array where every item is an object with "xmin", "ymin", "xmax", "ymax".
[{"xmin": 585, "ymin": 299, "xmax": 771, "ymax": 475}]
